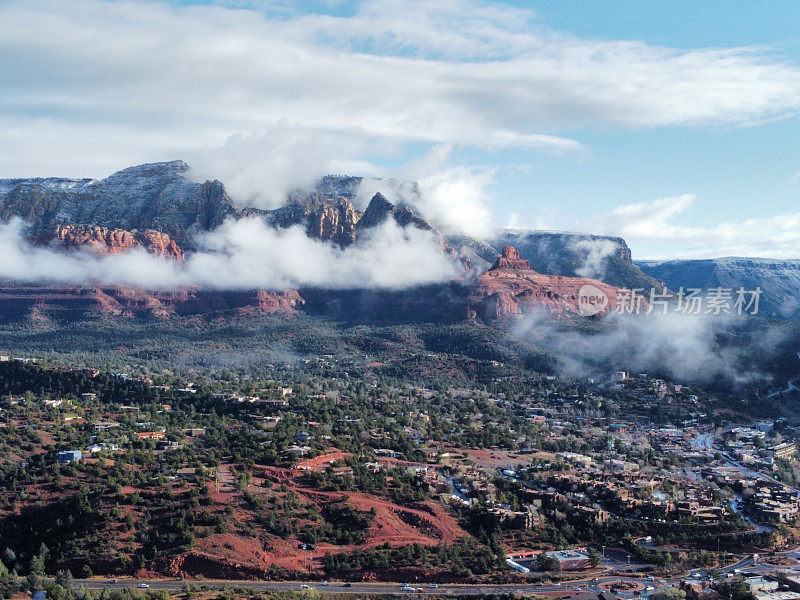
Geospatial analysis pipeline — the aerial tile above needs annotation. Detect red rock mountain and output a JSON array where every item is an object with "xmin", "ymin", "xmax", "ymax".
[
  {"xmin": 38, "ymin": 225, "xmax": 185, "ymax": 261},
  {"xmin": 469, "ymin": 246, "xmax": 640, "ymax": 321},
  {"xmin": 0, "ymin": 162, "xmax": 654, "ymax": 324},
  {"xmin": 0, "ymin": 285, "xmax": 304, "ymax": 321}
]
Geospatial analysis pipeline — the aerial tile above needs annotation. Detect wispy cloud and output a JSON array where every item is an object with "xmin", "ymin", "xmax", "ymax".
[
  {"xmin": 582, "ymin": 194, "xmax": 800, "ymax": 259},
  {"xmin": 2, "ymin": 0, "xmax": 800, "ymax": 181},
  {"xmin": 513, "ymin": 309, "xmax": 784, "ymax": 386}
]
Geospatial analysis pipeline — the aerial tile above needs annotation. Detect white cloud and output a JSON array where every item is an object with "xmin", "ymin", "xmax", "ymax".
[
  {"xmin": 187, "ymin": 124, "xmax": 391, "ymax": 209},
  {"xmin": 2, "ymin": 0, "xmax": 800, "ymax": 182},
  {"xmin": 582, "ymin": 194, "xmax": 800, "ymax": 259},
  {"xmin": 513, "ymin": 309, "xmax": 780, "ymax": 385},
  {"xmin": 0, "ymin": 217, "xmax": 461, "ymax": 289},
  {"xmin": 353, "ymin": 145, "xmax": 497, "ymax": 237}
]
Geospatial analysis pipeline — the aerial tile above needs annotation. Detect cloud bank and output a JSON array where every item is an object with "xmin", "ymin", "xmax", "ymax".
[
  {"xmin": 0, "ymin": 217, "xmax": 460, "ymax": 290},
  {"xmin": 513, "ymin": 309, "xmax": 784, "ymax": 386}
]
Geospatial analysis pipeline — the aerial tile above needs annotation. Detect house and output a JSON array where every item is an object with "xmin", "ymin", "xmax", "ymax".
[
  {"xmin": 375, "ymin": 448, "xmax": 401, "ymax": 458},
  {"xmin": 421, "ymin": 446, "xmax": 441, "ymax": 461},
  {"xmin": 136, "ymin": 431, "xmax": 166, "ymax": 440},
  {"xmin": 93, "ymin": 421, "xmax": 120, "ymax": 431},
  {"xmin": 57, "ymin": 450, "xmax": 82, "ymax": 464},
  {"xmin": 682, "ymin": 580, "xmax": 723, "ymax": 600},
  {"xmin": 87, "ymin": 443, "xmax": 118, "ymax": 454},
  {"xmin": 551, "ymin": 550, "xmax": 591, "ymax": 570},
  {"xmin": 745, "ymin": 578, "xmax": 779, "ymax": 594},
  {"xmin": 156, "ymin": 440, "xmax": 182, "ymax": 451},
  {"xmin": 174, "ymin": 467, "xmax": 197, "ymax": 481},
  {"xmin": 770, "ymin": 442, "xmax": 797, "ymax": 460}
]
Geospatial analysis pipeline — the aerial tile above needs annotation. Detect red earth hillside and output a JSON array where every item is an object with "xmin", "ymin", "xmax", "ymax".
[{"xmin": 470, "ymin": 245, "xmax": 646, "ymax": 321}]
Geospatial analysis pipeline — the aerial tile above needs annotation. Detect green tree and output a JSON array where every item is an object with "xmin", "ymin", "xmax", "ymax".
[
  {"xmin": 588, "ymin": 548, "xmax": 602, "ymax": 568},
  {"xmin": 651, "ymin": 587, "xmax": 687, "ymax": 600}
]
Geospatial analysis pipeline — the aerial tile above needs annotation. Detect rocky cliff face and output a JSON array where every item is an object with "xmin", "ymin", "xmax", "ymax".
[
  {"xmin": 260, "ymin": 188, "xmax": 433, "ymax": 246},
  {"xmin": 259, "ymin": 191, "xmax": 361, "ymax": 246},
  {"xmin": 0, "ymin": 285, "xmax": 304, "ymax": 321},
  {"xmin": 469, "ymin": 245, "xmax": 638, "ymax": 321},
  {"xmin": 450, "ymin": 230, "xmax": 651, "ymax": 285},
  {"xmin": 492, "ymin": 245, "xmax": 530, "ymax": 269},
  {"xmin": 37, "ymin": 224, "xmax": 185, "ymax": 260},
  {"xmin": 356, "ymin": 192, "xmax": 431, "ymax": 232},
  {"xmin": 0, "ymin": 161, "xmax": 236, "ymax": 247}
]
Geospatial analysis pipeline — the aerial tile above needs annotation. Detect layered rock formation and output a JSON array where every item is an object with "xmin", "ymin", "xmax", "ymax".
[
  {"xmin": 469, "ymin": 246, "xmax": 637, "ymax": 321},
  {"xmin": 259, "ymin": 192, "xmax": 361, "ymax": 246},
  {"xmin": 485, "ymin": 230, "xmax": 662, "ymax": 293},
  {"xmin": 0, "ymin": 163, "xmax": 661, "ymax": 326},
  {"xmin": 0, "ymin": 285, "xmax": 304, "ymax": 321},
  {"xmin": 492, "ymin": 246, "xmax": 530, "ymax": 269},
  {"xmin": 0, "ymin": 161, "xmax": 236, "ymax": 247},
  {"xmin": 38, "ymin": 224, "xmax": 185, "ymax": 260}
]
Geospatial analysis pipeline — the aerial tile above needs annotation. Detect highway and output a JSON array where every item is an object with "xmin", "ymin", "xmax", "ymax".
[{"xmin": 73, "ymin": 578, "xmax": 602, "ymax": 596}]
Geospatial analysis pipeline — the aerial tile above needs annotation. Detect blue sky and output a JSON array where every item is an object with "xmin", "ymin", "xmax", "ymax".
[
  {"xmin": 490, "ymin": 1, "xmax": 800, "ymax": 236},
  {"xmin": 2, "ymin": 0, "xmax": 800, "ymax": 259}
]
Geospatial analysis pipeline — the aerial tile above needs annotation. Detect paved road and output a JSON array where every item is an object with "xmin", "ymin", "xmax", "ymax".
[{"xmin": 73, "ymin": 578, "xmax": 625, "ymax": 596}]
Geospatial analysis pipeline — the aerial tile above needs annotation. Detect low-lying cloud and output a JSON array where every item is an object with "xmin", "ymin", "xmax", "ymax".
[
  {"xmin": 0, "ymin": 217, "xmax": 461, "ymax": 290},
  {"xmin": 571, "ymin": 238, "xmax": 620, "ymax": 279},
  {"xmin": 513, "ymin": 308, "xmax": 787, "ymax": 386}
]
